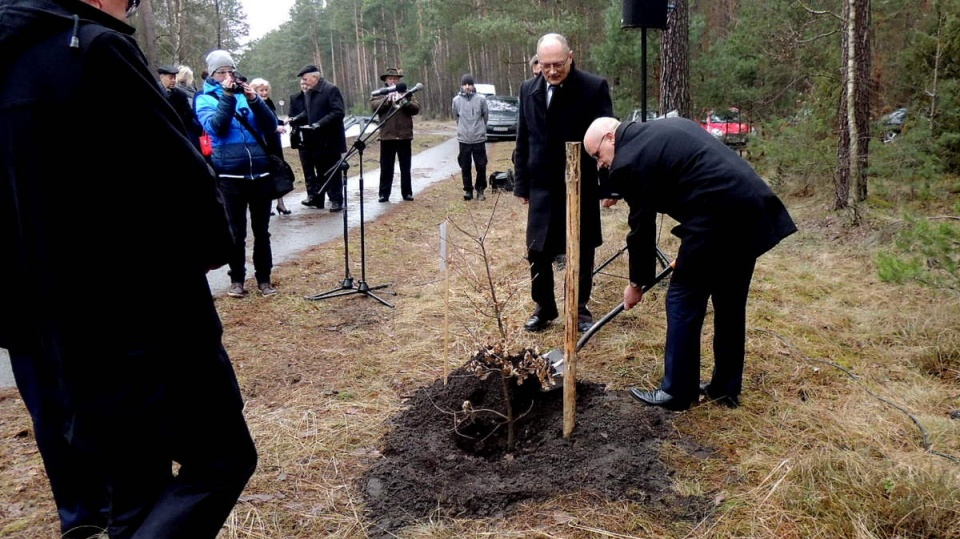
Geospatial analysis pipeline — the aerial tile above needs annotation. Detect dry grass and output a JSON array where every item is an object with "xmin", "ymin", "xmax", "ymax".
[{"xmin": 1, "ymin": 124, "xmax": 959, "ymax": 538}]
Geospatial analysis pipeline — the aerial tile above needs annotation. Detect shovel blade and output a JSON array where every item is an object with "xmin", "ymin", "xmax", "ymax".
[{"xmin": 543, "ymin": 348, "xmax": 565, "ymax": 391}]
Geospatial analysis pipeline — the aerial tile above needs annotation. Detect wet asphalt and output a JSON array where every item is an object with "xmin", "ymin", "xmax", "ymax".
[{"xmin": 1, "ymin": 128, "xmax": 463, "ymax": 388}]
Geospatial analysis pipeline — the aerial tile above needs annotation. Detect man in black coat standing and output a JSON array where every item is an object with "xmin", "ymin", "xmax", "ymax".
[
  {"xmin": 514, "ymin": 33, "xmax": 613, "ymax": 333},
  {"xmin": 0, "ymin": 0, "xmax": 257, "ymax": 537},
  {"xmin": 288, "ymin": 65, "xmax": 347, "ymax": 212},
  {"xmin": 584, "ymin": 116, "xmax": 797, "ymax": 410}
]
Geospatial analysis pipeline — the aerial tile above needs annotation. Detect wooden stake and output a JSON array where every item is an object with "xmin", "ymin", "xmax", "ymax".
[
  {"xmin": 440, "ymin": 220, "xmax": 449, "ymax": 385},
  {"xmin": 563, "ymin": 142, "xmax": 581, "ymax": 439}
]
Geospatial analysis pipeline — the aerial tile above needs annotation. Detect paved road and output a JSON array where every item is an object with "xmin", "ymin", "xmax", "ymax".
[{"xmin": 1, "ymin": 132, "xmax": 463, "ymax": 389}]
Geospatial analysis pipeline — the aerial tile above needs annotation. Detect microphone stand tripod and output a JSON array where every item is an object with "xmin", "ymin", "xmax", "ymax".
[{"xmin": 304, "ymin": 97, "xmax": 411, "ymax": 307}]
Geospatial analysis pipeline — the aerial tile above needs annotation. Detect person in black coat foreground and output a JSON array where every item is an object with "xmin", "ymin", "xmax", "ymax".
[
  {"xmin": 584, "ymin": 116, "xmax": 797, "ymax": 410},
  {"xmin": 514, "ymin": 33, "xmax": 613, "ymax": 334},
  {"xmin": 0, "ymin": 0, "xmax": 257, "ymax": 536}
]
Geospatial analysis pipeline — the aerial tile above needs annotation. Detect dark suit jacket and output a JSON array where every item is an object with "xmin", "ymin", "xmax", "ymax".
[
  {"xmin": 287, "ymin": 79, "xmax": 347, "ymax": 154},
  {"xmin": 514, "ymin": 68, "xmax": 613, "ymax": 254},
  {"xmin": 609, "ymin": 118, "xmax": 797, "ymax": 285},
  {"xmin": 167, "ymin": 85, "xmax": 203, "ymax": 149}
]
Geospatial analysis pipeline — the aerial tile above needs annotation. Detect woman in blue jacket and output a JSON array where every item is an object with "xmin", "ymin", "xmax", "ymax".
[{"xmin": 195, "ymin": 50, "xmax": 280, "ymax": 297}]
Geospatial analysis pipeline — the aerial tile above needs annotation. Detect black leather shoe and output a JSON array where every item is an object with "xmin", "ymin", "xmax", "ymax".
[
  {"xmin": 699, "ymin": 382, "xmax": 739, "ymax": 408},
  {"xmin": 328, "ymin": 202, "xmax": 343, "ymax": 212},
  {"xmin": 523, "ymin": 314, "xmax": 557, "ymax": 332},
  {"xmin": 578, "ymin": 321, "xmax": 594, "ymax": 333},
  {"xmin": 301, "ymin": 197, "xmax": 319, "ymax": 207},
  {"xmin": 403, "ymin": 194, "xmax": 415, "ymax": 201},
  {"xmin": 629, "ymin": 388, "xmax": 693, "ymax": 411},
  {"xmin": 378, "ymin": 196, "xmax": 389, "ymax": 203}
]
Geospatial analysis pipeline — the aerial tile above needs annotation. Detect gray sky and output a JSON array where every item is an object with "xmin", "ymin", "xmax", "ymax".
[{"xmin": 241, "ymin": 0, "xmax": 295, "ymax": 41}]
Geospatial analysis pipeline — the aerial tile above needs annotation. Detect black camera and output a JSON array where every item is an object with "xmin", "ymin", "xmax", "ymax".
[{"xmin": 223, "ymin": 72, "xmax": 244, "ymax": 94}]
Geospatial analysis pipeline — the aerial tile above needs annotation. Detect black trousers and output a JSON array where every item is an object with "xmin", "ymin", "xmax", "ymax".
[
  {"xmin": 660, "ymin": 256, "xmax": 756, "ymax": 402},
  {"xmin": 11, "ymin": 340, "xmax": 257, "ymax": 539},
  {"xmin": 218, "ymin": 176, "xmax": 273, "ymax": 286},
  {"xmin": 528, "ymin": 245, "xmax": 596, "ymax": 323},
  {"xmin": 458, "ymin": 142, "xmax": 488, "ymax": 192},
  {"xmin": 298, "ymin": 145, "xmax": 343, "ymax": 204},
  {"xmin": 11, "ymin": 351, "xmax": 108, "ymax": 538},
  {"xmin": 379, "ymin": 139, "xmax": 413, "ymax": 199}
]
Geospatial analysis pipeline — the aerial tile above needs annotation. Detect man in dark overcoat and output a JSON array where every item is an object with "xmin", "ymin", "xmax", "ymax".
[
  {"xmin": 584, "ymin": 116, "xmax": 797, "ymax": 410},
  {"xmin": 514, "ymin": 33, "xmax": 614, "ymax": 333},
  {"xmin": 0, "ymin": 0, "xmax": 257, "ymax": 536},
  {"xmin": 288, "ymin": 65, "xmax": 347, "ymax": 212}
]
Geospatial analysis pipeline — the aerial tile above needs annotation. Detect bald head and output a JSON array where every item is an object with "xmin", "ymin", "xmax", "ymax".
[{"xmin": 584, "ymin": 117, "xmax": 621, "ymax": 169}]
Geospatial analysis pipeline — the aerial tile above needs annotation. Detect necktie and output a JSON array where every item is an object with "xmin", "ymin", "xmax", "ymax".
[{"xmin": 547, "ymin": 84, "xmax": 559, "ymax": 107}]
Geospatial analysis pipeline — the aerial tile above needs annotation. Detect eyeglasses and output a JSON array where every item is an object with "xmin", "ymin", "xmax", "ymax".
[
  {"xmin": 125, "ymin": 0, "xmax": 141, "ymax": 18},
  {"xmin": 214, "ymin": 69, "xmax": 236, "ymax": 76},
  {"xmin": 591, "ymin": 135, "xmax": 608, "ymax": 161},
  {"xmin": 539, "ymin": 58, "xmax": 569, "ymax": 71}
]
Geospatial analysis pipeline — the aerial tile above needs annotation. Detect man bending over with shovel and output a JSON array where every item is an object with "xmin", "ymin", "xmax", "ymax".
[{"xmin": 583, "ymin": 117, "xmax": 797, "ymax": 410}]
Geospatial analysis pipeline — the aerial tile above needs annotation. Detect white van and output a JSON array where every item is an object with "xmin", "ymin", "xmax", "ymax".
[{"xmin": 475, "ymin": 83, "xmax": 496, "ymax": 97}]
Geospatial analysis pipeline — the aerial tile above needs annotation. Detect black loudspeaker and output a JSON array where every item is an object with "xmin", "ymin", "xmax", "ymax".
[{"xmin": 621, "ymin": 0, "xmax": 668, "ymax": 29}]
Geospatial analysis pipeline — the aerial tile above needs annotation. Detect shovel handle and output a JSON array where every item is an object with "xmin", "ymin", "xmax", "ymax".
[{"xmin": 576, "ymin": 263, "xmax": 675, "ymax": 351}]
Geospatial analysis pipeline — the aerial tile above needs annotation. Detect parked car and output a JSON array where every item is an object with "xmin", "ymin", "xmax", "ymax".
[
  {"xmin": 627, "ymin": 108, "xmax": 659, "ymax": 122},
  {"xmin": 485, "ymin": 96, "xmax": 519, "ymax": 141},
  {"xmin": 880, "ymin": 107, "xmax": 908, "ymax": 143},
  {"xmin": 699, "ymin": 107, "xmax": 753, "ymax": 147},
  {"xmin": 343, "ymin": 114, "xmax": 379, "ymax": 139}
]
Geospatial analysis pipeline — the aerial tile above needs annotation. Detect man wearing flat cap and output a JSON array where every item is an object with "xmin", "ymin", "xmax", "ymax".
[
  {"xmin": 288, "ymin": 65, "xmax": 347, "ymax": 212},
  {"xmin": 371, "ymin": 67, "xmax": 420, "ymax": 202},
  {"xmin": 157, "ymin": 64, "xmax": 202, "ymax": 150}
]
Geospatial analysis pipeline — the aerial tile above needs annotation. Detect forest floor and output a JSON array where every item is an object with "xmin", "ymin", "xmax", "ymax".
[{"xmin": 1, "ymin": 120, "xmax": 958, "ymax": 538}]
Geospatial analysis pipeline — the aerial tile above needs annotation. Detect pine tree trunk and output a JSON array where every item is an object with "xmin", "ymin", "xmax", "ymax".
[{"xmin": 659, "ymin": 0, "xmax": 691, "ymax": 118}]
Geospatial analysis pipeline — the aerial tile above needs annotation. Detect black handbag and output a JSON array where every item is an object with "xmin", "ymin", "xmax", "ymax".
[{"xmin": 234, "ymin": 110, "xmax": 295, "ymax": 199}]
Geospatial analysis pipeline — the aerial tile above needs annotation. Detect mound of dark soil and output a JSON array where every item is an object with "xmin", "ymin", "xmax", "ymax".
[{"xmin": 361, "ymin": 368, "xmax": 714, "ymax": 536}]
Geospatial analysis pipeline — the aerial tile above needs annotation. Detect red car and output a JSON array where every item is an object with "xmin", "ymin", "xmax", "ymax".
[{"xmin": 699, "ymin": 107, "xmax": 753, "ymax": 147}]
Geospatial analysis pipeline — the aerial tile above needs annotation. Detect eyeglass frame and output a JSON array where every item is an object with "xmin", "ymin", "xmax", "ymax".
[
  {"xmin": 213, "ymin": 68, "xmax": 237, "ymax": 77},
  {"xmin": 590, "ymin": 134, "xmax": 609, "ymax": 161},
  {"xmin": 539, "ymin": 57, "xmax": 569, "ymax": 72}
]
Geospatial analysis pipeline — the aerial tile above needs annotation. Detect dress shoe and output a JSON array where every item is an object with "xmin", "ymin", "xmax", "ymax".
[
  {"xmin": 378, "ymin": 196, "xmax": 389, "ymax": 203},
  {"xmin": 699, "ymin": 382, "xmax": 739, "ymax": 408},
  {"xmin": 523, "ymin": 313, "xmax": 557, "ymax": 332},
  {"xmin": 476, "ymin": 189, "xmax": 486, "ymax": 201},
  {"xmin": 463, "ymin": 189, "xmax": 473, "ymax": 201},
  {"xmin": 328, "ymin": 202, "xmax": 344, "ymax": 212},
  {"xmin": 629, "ymin": 388, "xmax": 693, "ymax": 411},
  {"xmin": 301, "ymin": 197, "xmax": 320, "ymax": 208},
  {"xmin": 577, "ymin": 321, "xmax": 594, "ymax": 333},
  {"xmin": 403, "ymin": 194, "xmax": 415, "ymax": 201}
]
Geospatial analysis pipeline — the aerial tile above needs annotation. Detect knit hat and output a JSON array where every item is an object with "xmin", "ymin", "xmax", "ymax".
[
  {"xmin": 205, "ymin": 50, "xmax": 235, "ymax": 74},
  {"xmin": 461, "ymin": 74, "xmax": 475, "ymax": 86}
]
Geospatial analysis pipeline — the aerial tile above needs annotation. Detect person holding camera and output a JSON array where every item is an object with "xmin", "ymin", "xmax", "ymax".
[
  {"xmin": 195, "ymin": 50, "xmax": 280, "ymax": 298},
  {"xmin": 288, "ymin": 65, "xmax": 347, "ymax": 212}
]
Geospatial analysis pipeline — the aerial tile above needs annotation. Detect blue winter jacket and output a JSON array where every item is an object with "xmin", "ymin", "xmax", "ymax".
[{"xmin": 195, "ymin": 78, "xmax": 277, "ymax": 178}]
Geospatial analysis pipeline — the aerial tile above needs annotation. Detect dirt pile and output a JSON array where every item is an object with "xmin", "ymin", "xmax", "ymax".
[{"xmin": 361, "ymin": 367, "xmax": 714, "ymax": 536}]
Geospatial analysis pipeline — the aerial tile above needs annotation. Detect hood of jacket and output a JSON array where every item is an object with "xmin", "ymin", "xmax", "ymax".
[{"xmin": 0, "ymin": 0, "xmax": 133, "ymax": 54}]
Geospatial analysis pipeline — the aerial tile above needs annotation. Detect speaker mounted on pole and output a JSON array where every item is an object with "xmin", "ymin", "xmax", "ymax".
[{"xmin": 621, "ymin": 0, "xmax": 668, "ymax": 29}]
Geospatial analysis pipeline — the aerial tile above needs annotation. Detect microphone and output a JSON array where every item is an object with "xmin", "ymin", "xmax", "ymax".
[
  {"xmin": 401, "ymin": 82, "xmax": 424, "ymax": 95},
  {"xmin": 371, "ymin": 82, "xmax": 407, "ymax": 96}
]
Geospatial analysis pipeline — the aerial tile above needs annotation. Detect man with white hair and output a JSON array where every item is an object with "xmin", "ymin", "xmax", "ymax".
[
  {"xmin": 288, "ymin": 64, "xmax": 347, "ymax": 212},
  {"xmin": 514, "ymin": 33, "xmax": 613, "ymax": 334},
  {"xmin": 583, "ymin": 116, "xmax": 797, "ymax": 410}
]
